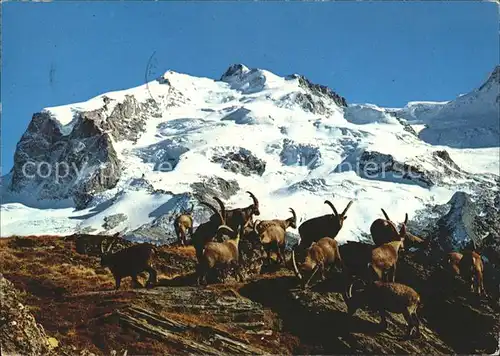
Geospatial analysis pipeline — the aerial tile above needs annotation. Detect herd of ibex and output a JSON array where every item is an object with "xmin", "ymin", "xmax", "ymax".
[{"xmin": 96, "ymin": 192, "xmax": 488, "ymax": 339}]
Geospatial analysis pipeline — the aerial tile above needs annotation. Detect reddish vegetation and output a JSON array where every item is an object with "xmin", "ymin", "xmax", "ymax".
[
  {"xmin": 0, "ymin": 235, "xmax": 297, "ymax": 355},
  {"xmin": 1, "ymin": 234, "xmax": 498, "ymax": 355}
]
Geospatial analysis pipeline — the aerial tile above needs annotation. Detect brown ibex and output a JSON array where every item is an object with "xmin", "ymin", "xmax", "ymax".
[
  {"xmin": 100, "ymin": 238, "xmax": 157, "ymax": 290},
  {"xmin": 291, "ymin": 237, "xmax": 343, "ymax": 288},
  {"xmin": 210, "ymin": 192, "xmax": 260, "ymax": 238},
  {"xmin": 255, "ymin": 208, "xmax": 297, "ymax": 265},
  {"xmin": 173, "ymin": 203, "xmax": 194, "ymax": 245},
  {"xmin": 370, "ymin": 223, "xmax": 406, "ymax": 282},
  {"xmin": 297, "ymin": 199, "xmax": 353, "ymax": 252},
  {"xmin": 197, "ymin": 209, "xmax": 244, "ymax": 285},
  {"xmin": 371, "ymin": 209, "xmax": 428, "ymax": 247},
  {"xmin": 343, "ymin": 279, "xmax": 422, "ymax": 339},
  {"xmin": 447, "ymin": 250, "xmax": 486, "ymax": 296},
  {"xmin": 191, "ymin": 201, "xmax": 225, "ymax": 262},
  {"xmin": 339, "ymin": 223, "xmax": 406, "ymax": 283}
]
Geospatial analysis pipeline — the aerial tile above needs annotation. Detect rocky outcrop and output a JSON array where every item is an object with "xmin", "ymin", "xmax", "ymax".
[
  {"xmin": 211, "ymin": 148, "xmax": 266, "ymax": 176},
  {"xmin": 0, "ymin": 274, "xmax": 56, "ymax": 356},
  {"xmin": 220, "ymin": 64, "xmax": 268, "ymax": 94},
  {"xmin": 8, "ymin": 94, "xmax": 162, "ymax": 209},
  {"xmin": 334, "ymin": 148, "xmax": 476, "ymax": 188},
  {"xmin": 220, "ymin": 64, "xmax": 347, "ymax": 115},
  {"xmin": 290, "ymin": 74, "xmax": 347, "ymax": 108},
  {"xmin": 191, "ymin": 176, "xmax": 240, "ymax": 203},
  {"xmin": 279, "ymin": 139, "xmax": 322, "ymax": 169},
  {"xmin": 421, "ymin": 191, "xmax": 500, "ymax": 255},
  {"xmin": 276, "ymin": 74, "xmax": 347, "ymax": 116},
  {"xmin": 101, "ymin": 95, "xmax": 162, "ymax": 143},
  {"xmin": 102, "ymin": 213, "xmax": 128, "ymax": 231},
  {"xmin": 134, "ymin": 138, "xmax": 190, "ymax": 172},
  {"xmin": 10, "ymin": 111, "xmax": 121, "ymax": 209},
  {"xmin": 221, "ymin": 107, "xmax": 272, "ymax": 125},
  {"xmin": 127, "ymin": 177, "xmax": 242, "ymax": 244}
]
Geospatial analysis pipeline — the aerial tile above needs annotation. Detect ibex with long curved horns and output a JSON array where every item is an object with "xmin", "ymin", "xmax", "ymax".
[
  {"xmin": 371, "ymin": 209, "xmax": 428, "ymax": 247},
  {"xmin": 211, "ymin": 191, "xmax": 260, "ymax": 237},
  {"xmin": 192, "ymin": 200, "xmax": 225, "ymax": 262},
  {"xmin": 197, "ymin": 206, "xmax": 244, "ymax": 285},
  {"xmin": 297, "ymin": 199, "xmax": 353, "ymax": 251}
]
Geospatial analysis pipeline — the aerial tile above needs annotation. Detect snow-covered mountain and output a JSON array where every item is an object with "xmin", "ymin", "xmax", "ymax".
[
  {"xmin": 1, "ymin": 64, "xmax": 499, "ymax": 250},
  {"xmin": 391, "ymin": 66, "xmax": 500, "ymax": 148}
]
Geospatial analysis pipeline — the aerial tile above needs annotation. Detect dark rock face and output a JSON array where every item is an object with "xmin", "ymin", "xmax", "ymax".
[
  {"xmin": 334, "ymin": 149, "xmax": 469, "ymax": 188},
  {"xmin": 279, "ymin": 74, "xmax": 347, "ymax": 116},
  {"xmin": 10, "ymin": 111, "xmax": 121, "ymax": 209},
  {"xmin": 0, "ymin": 274, "xmax": 54, "ymax": 356},
  {"xmin": 291, "ymin": 74, "xmax": 347, "ymax": 108},
  {"xmin": 424, "ymin": 191, "xmax": 500, "ymax": 255},
  {"xmin": 211, "ymin": 148, "xmax": 266, "ymax": 176},
  {"xmin": 190, "ymin": 176, "xmax": 240, "ymax": 203},
  {"xmin": 282, "ymin": 92, "xmax": 331, "ymax": 116},
  {"xmin": 220, "ymin": 64, "xmax": 248, "ymax": 81},
  {"xmin": 8, "ymin": 95, "xmax": 161, "ymax": 209},
  {"xmin": 100, "ymin": 95, "xmax": 161, "ymax": 143},
  {"xmin": 387, "ymin": 111, "xmax": 418, "ymax": 136},
  {"xmin": 279, "ymin": 139, "xmax": 322, "ymax": 169},
  {"xmin": 220, "ymin": 64, "xmax": 347, "ymax": 115},
  {"xmin": 102, "ymin": 213, "xmax": 128, "ymax": 231},
  {"xmin": 220, "ymin": 65, "xmax": 267, "ymax": 94}
]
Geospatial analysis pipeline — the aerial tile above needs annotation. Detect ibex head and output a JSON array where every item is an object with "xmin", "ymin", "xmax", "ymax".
[
  {"xmin": 324, "ymin": 199, "xmax": 353, "ymax": 228},
  {"xmin": 247, "ymin": 191, "xmax": 260, "ymax": 216}
]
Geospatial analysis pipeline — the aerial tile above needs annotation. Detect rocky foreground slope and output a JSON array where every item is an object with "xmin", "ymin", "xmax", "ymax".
[{"xmin": 1, "ymin": 234, "xmax": 499, "ymax": 355}]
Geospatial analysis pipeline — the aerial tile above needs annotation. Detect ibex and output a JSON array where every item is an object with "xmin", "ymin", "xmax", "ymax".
[
  {"xmin": 291, "ymin": 237, "xmax": 343, "ymax": 288},
  {"xmin": 371, "ymin": 209, "xmax": 428, "ymax": 247},
  {"xmin": 447, "ymin": 250, "xmax": 486, "ymax": 296},
  {"xmin": 100, "ymin": 238, "xmax": 157, "ymax": 290},
  {"xmin": 339, "ymin": 223, "xmax": 406, "ymax": 283},
  {"xmin": 343, "ymin": 279, "xmax": 422, "ymax": 339},
  {"xmin": 197, "ymin": 209, "xmax": 244, "ymax": 285},
  {"xmin": 338, "ymin": 241, "xmax": 374, "ymax": 281},
  {"xmin": 370, "ymin": 223, "xmax": 406, "ymax": 282},
  {"xmin": 255, "ymin": 208, "xmax": 297, "ymax": 265},
  {"xmin": 212, "ymin": 191, "xmax": 260, "ymax": 237},
  {"xmin": 191, "ymin": 201, "xmax": 225, "ymax": 262},
  {"xmin": 297, "ymin": 199, "xmax": 353, "ymax": 252},
  {"xmin": 174, "ymin": 203, "xmax": 194, "ymax": 245}
]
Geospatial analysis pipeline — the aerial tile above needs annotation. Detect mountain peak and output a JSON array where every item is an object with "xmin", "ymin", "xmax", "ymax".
[
  {"xmin": 220, "ymin": 64, "xmax": 251, "ymax": 82},
  {"xmin": 478, "ymin": 65, "xmax": 500, "ymax": 92}
]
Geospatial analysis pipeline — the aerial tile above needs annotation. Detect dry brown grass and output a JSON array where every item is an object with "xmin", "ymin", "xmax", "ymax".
[
  {"xmin": 0, "ymin": 236, "xmax": 152, "ymax": 354},
  {"xmin": 0, "ymin": 235, "xmax": 297, "ymax": 355}
]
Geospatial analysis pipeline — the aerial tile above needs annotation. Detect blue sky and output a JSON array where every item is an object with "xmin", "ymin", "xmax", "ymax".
[{"xmin": 2, "ymin": 1, "xmax": 498, "ymax": 172}]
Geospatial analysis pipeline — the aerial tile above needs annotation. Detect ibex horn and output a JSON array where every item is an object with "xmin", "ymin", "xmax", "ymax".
[
  {"xmin": 381, "ymin": 209, "xmax": 391, "ymax": 221},
  {"xmin": 291, "ymin": 249, "xmax": 303, "ymax": 281},
  {"xmin": 304, "ymin": 265, "xmax": 320, "ymax": 288},
  {"xmin": 246, "ymin": 191, "xmax": 259, "ymax": 207},
  {"xmin": 324, "ymin": 200, "xmax": 339, "ymax": 218},
  {"xmin": 340, "ymin": 200, "xmax": 353, "ymax": 216}
]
